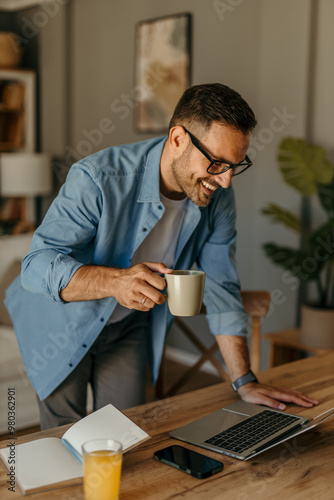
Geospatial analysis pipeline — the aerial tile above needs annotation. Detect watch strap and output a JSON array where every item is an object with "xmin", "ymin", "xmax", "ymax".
[{"xmin": 231, "ymin": 370, "xmax": 258, "ymax": 392}]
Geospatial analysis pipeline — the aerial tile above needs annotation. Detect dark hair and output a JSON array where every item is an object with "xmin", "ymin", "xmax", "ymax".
[{"xmin": 169, "ymin": 83, "xmax": 257, "ymax": 134}]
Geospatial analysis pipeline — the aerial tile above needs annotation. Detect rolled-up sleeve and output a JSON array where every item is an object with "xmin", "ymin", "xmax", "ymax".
[
  {"xmin": 21, "ymin": 162, "xmax": 102, "ymax": 302},
  {"xmin": 197, "ymin": 188, "xmax": 248, "ymax": 337}
]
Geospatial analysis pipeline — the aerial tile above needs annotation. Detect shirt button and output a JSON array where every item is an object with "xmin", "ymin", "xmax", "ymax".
[
  {"xmin": 100, "ymin": 317, "xmax": 104, "ymax": 322},
  {"xmin": 142, "ymin": 227, "xmax": 147, "ymax": 232},
  {"xmin": 82, "ymin": 344, "xmax": 87, "ymax": 348},
  {"xmin": 69, "ymin": 363, "xmax": 73, "ymax": 367},
  {"xmin": 158, "ymin": 205, "xmax": 163, "ymax": 210}
]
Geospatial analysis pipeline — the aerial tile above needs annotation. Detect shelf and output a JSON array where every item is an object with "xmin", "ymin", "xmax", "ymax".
[
  {"xmin": 0, "ymin": 142, "xmax": 22, "ymax": 151},
  {"xmin": 0, "ymin": 69, "xmax": 35, "ymax": 152},
  {"xmin": 0, "ymin": 105, "xmax": 23, "ymax": 112}
]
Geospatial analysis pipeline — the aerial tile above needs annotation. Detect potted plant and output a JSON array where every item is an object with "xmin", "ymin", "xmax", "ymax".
[{"xmin": 261, "ymin": 136, "xmax": 334, "ymax": 348}]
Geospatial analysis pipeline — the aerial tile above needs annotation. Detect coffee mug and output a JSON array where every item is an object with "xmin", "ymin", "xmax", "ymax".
[{"xmin": 164, "ymin": 270, "xmax": 205, "ymax": 316}]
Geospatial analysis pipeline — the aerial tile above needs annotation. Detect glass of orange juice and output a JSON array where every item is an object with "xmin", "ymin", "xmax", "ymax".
[{"xmin": 82, "ymin": 439, "xmax": 123, "ymax": 500}]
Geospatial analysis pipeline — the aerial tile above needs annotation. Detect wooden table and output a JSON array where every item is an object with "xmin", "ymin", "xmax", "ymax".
[
  {"xmin": 1, "ymin": 351, "xmax": 334, "ymax": 500},
  {"xmin": 264, "ymin": 328, "xmax": 330, "ymax": 367}
]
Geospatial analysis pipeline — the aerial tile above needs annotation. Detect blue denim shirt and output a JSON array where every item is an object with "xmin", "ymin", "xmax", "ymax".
[{"xmin": 5, "ymin": 136, "xmax": 247, "ymax": 400}]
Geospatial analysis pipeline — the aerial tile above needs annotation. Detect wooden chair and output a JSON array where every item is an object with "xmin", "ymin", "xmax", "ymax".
[{"xmin": 156, "ymin": 290, "xmax": 271, "ymax": 399}]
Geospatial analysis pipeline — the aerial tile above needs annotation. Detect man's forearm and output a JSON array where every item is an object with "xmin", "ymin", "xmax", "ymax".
[
  {"xmin": 59, "ymin": 265, "xmax": 121, "ymax": 302},
  {"xmin": 215, "ymin": 334, "xmax": 250, "ymax": 381}
]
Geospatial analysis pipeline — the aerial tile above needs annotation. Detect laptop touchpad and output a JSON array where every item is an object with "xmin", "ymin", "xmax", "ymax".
[
  {"xmin": 176, "ymin": 408, "xmax": 247, "ymax": 442},
  {"xmin": 207, "ymin": 408, "xmax": 247, "ymax": 433}
]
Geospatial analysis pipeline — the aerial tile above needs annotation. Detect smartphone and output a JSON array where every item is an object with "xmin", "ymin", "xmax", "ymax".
[{"xmin": 154, "ymin": 445, "xmax": 223, "ymax": 479}]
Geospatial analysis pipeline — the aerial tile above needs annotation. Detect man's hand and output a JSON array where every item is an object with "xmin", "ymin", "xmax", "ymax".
[
  {"xmin": 112, "ymin": 262, "xmax": 173, "ymax": 311},
  {"xmin": 237, "ymin": 382, "xmax": 319, "ymax": 410},
  {"xmin": 215, "ymin": 335, "xmax": 319, "ymax": 410}
]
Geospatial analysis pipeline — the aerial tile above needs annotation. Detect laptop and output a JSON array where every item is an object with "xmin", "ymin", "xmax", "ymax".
[{"xmin": 170, "ymin": 400, "xmax": 334, "ymax": 460}]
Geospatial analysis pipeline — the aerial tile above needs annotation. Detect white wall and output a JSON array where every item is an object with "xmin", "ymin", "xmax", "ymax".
[
  {"xmin": 69, "ymin": 0, "xmax": 260, "ymax": 149},
  {"xmin": 236, "ymin": 0, "xmax": 313, "ymax": 365},
  {"xmin": 311, "ymin": 0, "xmax": 334, "ymax": 155},
  {"xmin": 22, "ymin": 0, "xmax": 334, "ymax": 370}
]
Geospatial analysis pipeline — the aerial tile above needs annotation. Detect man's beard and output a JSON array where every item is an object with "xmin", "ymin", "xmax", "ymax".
[{"xmin": 170, "ymin": 150, "xmax": 219, "ymax": 207}]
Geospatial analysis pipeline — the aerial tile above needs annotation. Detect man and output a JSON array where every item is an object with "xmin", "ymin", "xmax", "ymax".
[{"xmin": 5, "ymin": 83, "xmax": 318, "ymax": 430}]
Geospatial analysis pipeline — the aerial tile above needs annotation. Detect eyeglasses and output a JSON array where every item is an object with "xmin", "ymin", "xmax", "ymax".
[{"xmin": 182, "ymin": 127, "xmax": 253, "ymax": 176}]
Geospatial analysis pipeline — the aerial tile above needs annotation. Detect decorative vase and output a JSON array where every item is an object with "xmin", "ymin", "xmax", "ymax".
[
  {"xmin": 0, "ymin": 32, "xmax": 23, "ymax": 69},
  {"xmin": 301, "ymin": 303, "xmax": 334, "ymax": 348}
]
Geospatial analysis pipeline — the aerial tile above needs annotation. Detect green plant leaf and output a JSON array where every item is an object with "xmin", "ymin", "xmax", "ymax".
[
  {"xmin": 261, "ymin": 203, "xmax": 301, "ymax": 233},
  {"xmin": 309, "ymin": 219, "xmax": 334, "ymax": 264},
  {"xmin": 263, "ymin": 243, "xmax": 323, "ymax": 281},
  {"xmin": 318, "ymin": 177, "xmax": 334, "ymax": 216},
  {"xmin": 278, "ymin": 137, "xmax": 334, "ymax": 196}
]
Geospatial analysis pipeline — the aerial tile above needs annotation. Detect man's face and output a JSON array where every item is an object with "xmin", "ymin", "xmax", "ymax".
[{"xmin": 170, "ymin": 122, "xmax": 250, "ymax": 207}]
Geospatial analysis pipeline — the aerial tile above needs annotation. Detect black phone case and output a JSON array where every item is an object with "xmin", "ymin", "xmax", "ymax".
[{"xmin": 154, "ymin": 446, "xmax": 224, "ymax": 479}]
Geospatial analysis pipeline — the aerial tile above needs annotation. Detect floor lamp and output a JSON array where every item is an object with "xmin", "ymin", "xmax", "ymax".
[{"xmin": 0, "ymin": 153, "xmax": 52, "ymax": 234}]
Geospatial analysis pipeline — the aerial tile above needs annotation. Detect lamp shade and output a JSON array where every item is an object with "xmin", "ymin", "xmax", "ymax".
[{"xmin": 0, "ymin": 153, "xmax": 52, "ymax": 196}]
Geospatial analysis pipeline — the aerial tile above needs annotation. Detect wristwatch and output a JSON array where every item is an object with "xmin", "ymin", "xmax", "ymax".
[{"xmin": 231, "ymin": 370, "xmax": 258, "ymax": 392}]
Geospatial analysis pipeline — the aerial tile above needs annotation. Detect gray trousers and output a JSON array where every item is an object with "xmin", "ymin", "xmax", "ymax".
[{"xmin": 37, "ymin": 311, "xmax": 150, "ymax": 430}]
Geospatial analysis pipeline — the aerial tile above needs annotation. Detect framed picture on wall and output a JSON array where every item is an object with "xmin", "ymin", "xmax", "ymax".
[{"xmin": 134, "ymin": 13, "xmax": 192, "ymax": 133}]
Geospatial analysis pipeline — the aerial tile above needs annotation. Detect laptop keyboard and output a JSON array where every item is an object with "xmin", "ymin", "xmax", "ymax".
[{"xmin": 204, "ymin": 410, "xmax": 301, "ymax": 454}]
